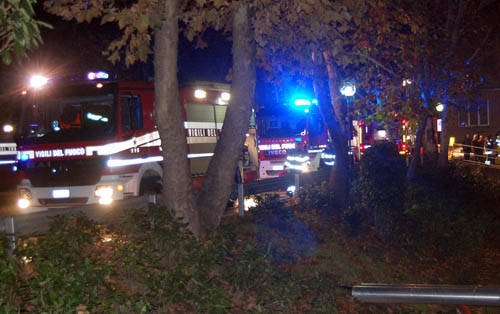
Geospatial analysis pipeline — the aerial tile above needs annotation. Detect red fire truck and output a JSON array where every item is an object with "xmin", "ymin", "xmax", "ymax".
[
  {"xmin": 16, "ymin": 73, "xmax": 258, "ymax": 211},
  {"xmin": 350, "ymin": 119, "xmax": 410, "ymax": 161},
  {"xmin": 256, "ymin": 100, "xmax": 328, "ymax": 178}
]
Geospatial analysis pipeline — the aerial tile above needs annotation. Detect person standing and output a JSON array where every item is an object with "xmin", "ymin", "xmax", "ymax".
[
  {"xmin": 463, "ymin": 133, "xmax": 472, "ymax": 160},
  {"xmin": 476, "ymin": 134, "xmax": 485, "ymax": 162}
]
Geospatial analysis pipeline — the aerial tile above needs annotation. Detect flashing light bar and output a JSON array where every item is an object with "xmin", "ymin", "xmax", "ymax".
[
  {"xmin": 324, "ymin": 161, "xmax": 335, "ymax": 166},
  {"xmin": 272, "ymin": 165, "xmax": 284, "ymax": 171},
  {"xmin": 87, "ymin": 71, "xmax": 109, "ymax": 80},
  {"xmin": 294, "ymin": 99, "xmax": 311, "ymax": 106},
  {"xmin": 0, "ymin": 160, "xmax": 16, "ymax": 165}
]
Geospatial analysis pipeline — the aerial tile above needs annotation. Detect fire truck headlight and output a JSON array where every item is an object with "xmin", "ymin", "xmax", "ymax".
[
  {"xmin": 221, "ymin": 92, "xmax": 230, "ymax": 101},
  {"xmin": 194, "ymin": 89, "xmax": 207, "ymax": 99},
  {"xmin": 95, "ymin": 185, "xmax": 114, "ymax": 205},
  {"xmin": 17, "ymin": 188, "xmax": 32, "ymax": 209},
  {"xmin": 3, "ymin": 124, "xmax": 13, "ymax": 133},
  {"xmin": 18, "ymin": 198, "xmax": 30, "ymax": 209}
]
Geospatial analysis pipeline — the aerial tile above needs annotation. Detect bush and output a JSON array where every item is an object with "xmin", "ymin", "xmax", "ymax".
[
  {"xmin": 15, "ymin": 215, "xmax": 113, "ymax": 313},
  {"xmin": 0, "ymin": 234, "xmax": 19, "ymax": 312},
  {"xmin": 348, "ymin": 142, "xmax": 407, "ymax": 238}
]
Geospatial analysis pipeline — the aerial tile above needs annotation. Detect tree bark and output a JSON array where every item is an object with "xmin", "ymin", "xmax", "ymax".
[
  {"xmin": 312, "ymin": 51, "xmax": 349, "ymax": 207},
  {"xmin": 154, "ymin": 0, "xmax": 201, "ymax": 236},
  {"xmin": 197, "ymin": 1, "xmax": 256, "ymax": 232},
  {"xmin": 406, "ymin": 116, "xmax": 427, "ymax": 181}
]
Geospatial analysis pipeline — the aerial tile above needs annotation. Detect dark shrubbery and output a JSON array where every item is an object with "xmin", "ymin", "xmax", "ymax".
[
  {"xmin": 344, "ymin": 142, "xmax": 490, "ymax": 258},
  {"xmin": 348, "ymin": 142, "xmax": 407, "ymax": 238}
]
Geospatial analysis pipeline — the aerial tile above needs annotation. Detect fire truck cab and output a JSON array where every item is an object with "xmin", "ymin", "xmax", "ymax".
[
  {"xmin": 256, "ymin": 100, "xmax": 328, "ymax": 179},
  {"xmin": 16, "ymin": 73, "xmax": 256, "ymax": 212}
]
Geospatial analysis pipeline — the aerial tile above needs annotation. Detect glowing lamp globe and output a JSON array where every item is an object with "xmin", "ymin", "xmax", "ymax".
[{"xmin": 340, "ymin": 82, "xmax": 356, "ymax": 97}]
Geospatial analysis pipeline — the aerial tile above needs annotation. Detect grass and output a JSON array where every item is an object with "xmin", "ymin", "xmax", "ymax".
[{"xmin": 0, "ymin": 189, "xmax": 497, "ymax": 313}]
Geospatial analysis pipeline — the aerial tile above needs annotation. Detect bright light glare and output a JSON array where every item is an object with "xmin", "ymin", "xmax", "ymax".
[
  {"xmin": 377, "ymin": 130, "xmax": 387, "ymax": 138},
  {"xmin": 402, "ymin": 79, "xmax": 412, "ymax": 86},
  {"xmin": 3, "ymin": 124, "xmax": 13, "ymax": 133},
  {"xmin": 96, "ymin": 83, "xmax": 103, "ymax": 88},
  {"xmin": 194, "ymin": 89, "xmax": 207, "ymax": 99},
  {"xmin": 17, "ymin": 198, "xmax": 30, "ymax": 209},
  {"xmin": 244, "ymin": 197, "xmax": 257, "ymax": 211},
  {"xmin": 95, "ymin": 186, "xmax": 113, "ymax": 198},
  {"xmin": 287, "ymin": 186, "xmax": 296, "ymax": 194},
  {"xmin": 221, "ymin": 92, "xmax": 230, "ymax": 101},
  {"xmin": 30, "ymin": 75, "xmax": 48, "ymax": 89},
  {"xmin": 436, "ymin": 103, "xmax": 444, "ymax": 112},
  {"xmin": 294, "ymin": 99, "xmax": 311, "ymax": 106},
  {"xmin": 340, "ymin": 82, "xmax": 356, "ymax": 96},
  {"xmin": 99, "ymin": 197, "xmax": 113, "ymax": 205}
]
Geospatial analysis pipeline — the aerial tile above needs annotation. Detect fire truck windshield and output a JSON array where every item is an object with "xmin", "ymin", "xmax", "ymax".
[
  {"xmin": 19, "ymin": 84, "xmax": 116, "ymax": 143},
  {"xmin": 257, "ymin": 109, "xmax": 323, "ymax": 139}
]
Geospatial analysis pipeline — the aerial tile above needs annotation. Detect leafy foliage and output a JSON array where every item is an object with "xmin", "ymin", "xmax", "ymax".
[
  {"xmin": 16, "ymin": 215, "xmax": 112, "ymax": 312},
  {"xmin": 0, "ymin": 0, "xmax": 52, "ymax": 64},
  {"xmin": 349, "ymin": 142, "xmax": 407, "ymax": 237},
  {"xmin": 0, "ymin": 233, "xmax": 20, "ymax": 312}
]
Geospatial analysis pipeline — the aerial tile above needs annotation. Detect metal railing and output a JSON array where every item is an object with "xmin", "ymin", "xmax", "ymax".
[
  {"xmin": 450, "ymin": 143, "xmax": 499, "ymax": 167},
  {"xmin": 352, "ymin": 284, "xmax": 500, "ymax": 306}
]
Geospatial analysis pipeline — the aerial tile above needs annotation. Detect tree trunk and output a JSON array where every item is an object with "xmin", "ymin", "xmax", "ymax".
[
  {"xmin": 423, "ymin": 116, "xmax": 438, "ymax": 166},
  {"xmin": 406, "ymin": 116, "xmax": 427, "ymax": 181},
  {"xmin": 438, "ymin": 105, "xmax": 449, "ymax": 169},
  {"xmin": 154, "ymin": 0, "xmax": 201, "ymax": 237},
  {"xmin": 197, "ymin": 1, "xmax": 256, "ymax": 232},
  {"xmin": 312, "ymin": 51, "xmax": 349, "ymax": 207}
]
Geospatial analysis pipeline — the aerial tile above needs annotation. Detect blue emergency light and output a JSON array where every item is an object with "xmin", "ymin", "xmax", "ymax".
[
  {"xmin": 87, "ymin": 71, "xmax": 109, "ymax": 80},
  {"xmin": 20, "ymin": 153, "xmax": 30, "ymax": 161},
  {"xmin": 294, "ymin": 99, "xmax": 311, "ymax": 106}
]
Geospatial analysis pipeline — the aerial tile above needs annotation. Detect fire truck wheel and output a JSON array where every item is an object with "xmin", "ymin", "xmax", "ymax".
[{"xmin": 139, "ymin": 175, "xmax": 162, "ymax": 196}]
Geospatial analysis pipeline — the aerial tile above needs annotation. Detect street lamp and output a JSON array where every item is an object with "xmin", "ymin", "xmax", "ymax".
[
  {"xmin": 340, "ymin": 82, "xmax": 356, "ymax": 97},
  {"xmin": 340, "ymin": 81, "xmax": 356, "ymax": 162},
  {"xmin": 436, "ymin": 103, "xmax": 444, "ymax": 112}
]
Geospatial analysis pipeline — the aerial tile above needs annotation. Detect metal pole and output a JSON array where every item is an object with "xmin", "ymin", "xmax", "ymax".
[
  {"xmin": 352, "ymin": 284, "xmax": 500, "ymax": 306},
  {"xmin": 5, "ymin": 216, "xmax": 16, "ymax": 256},
  {"xmin": 237, "ymin": 160, "xmax": 244, "ymax": 216},
  {"xmin": 294, "ymin": 173, "xmax": 300, "ymax": 196}
]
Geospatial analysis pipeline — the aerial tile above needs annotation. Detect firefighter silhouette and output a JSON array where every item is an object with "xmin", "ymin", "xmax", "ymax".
[{"xmin": 59, "ymin": 106, "xmax": 81, "ymax": 129}]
